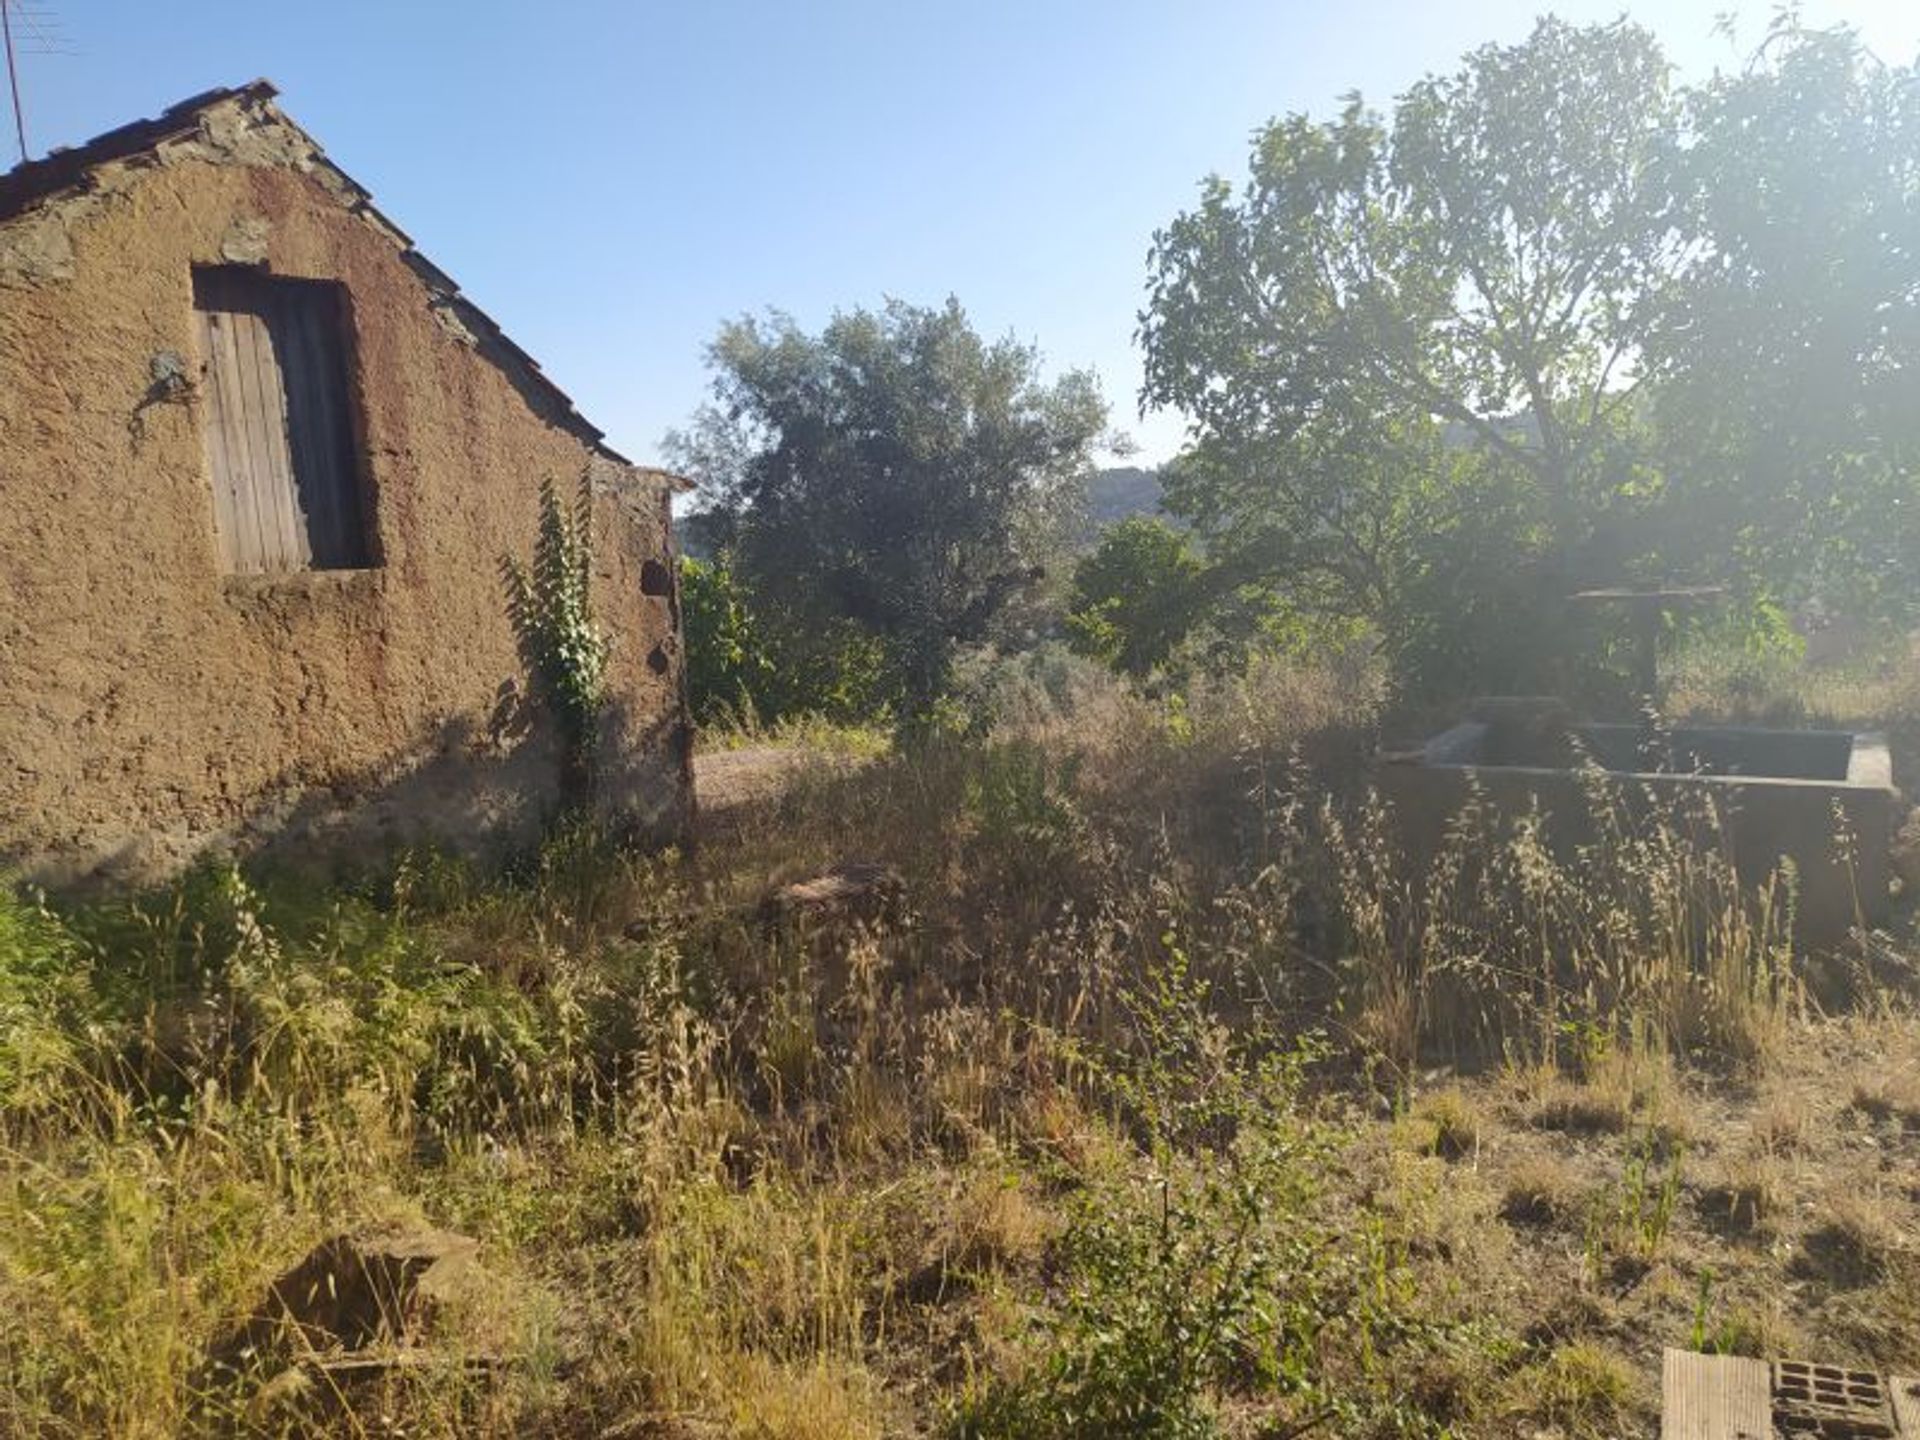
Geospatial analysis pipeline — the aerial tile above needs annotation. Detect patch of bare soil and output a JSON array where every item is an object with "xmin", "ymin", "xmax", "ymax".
[
  {"xmin": 693, "ymin": 743, "xmax": 874, "ymax": 835},
  {"xmin": 695, "ymin": 745, "xmax": 813, "ymax": 815}
]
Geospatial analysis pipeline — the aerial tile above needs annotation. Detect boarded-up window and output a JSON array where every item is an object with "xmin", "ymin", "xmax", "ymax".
[{"xmin": 193, "ymin": 267, "xmax": 371, "ymax": 574}]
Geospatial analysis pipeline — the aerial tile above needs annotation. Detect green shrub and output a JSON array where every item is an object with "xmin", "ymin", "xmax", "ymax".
[
  {"xmin": 1067, "ymin": 518, "xmax": 1209, "ymax": 681},
  {"xmin": 681, "ymin": 551, "xmax": 901, "ymax": 730},
  {"xmin": 958, "ymin": 954, "xmax": 1470, "ymax": 1439},
  {"xmin": 682, "ymin": 552, "xmax": 774, "ymax": 727}
]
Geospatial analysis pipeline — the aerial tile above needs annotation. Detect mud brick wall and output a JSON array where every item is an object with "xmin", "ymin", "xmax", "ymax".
[{"xmin": 0, "ymin": 93, "xmax": 691, "ymax": 885}]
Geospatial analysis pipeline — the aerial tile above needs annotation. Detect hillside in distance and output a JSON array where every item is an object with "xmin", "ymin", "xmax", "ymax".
[{"xmin": 1084, "ymin": 465, "xmax": 1165, "ymax": 530}]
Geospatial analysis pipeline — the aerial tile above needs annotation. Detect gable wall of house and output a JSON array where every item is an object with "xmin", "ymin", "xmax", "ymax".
[{"xmin": 0, "ymin": 101, "xmax": 691, "ymax": 884}]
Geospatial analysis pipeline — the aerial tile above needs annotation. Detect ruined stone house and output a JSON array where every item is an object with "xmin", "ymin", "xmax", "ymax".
[{"xmin": 0, "ymin": 81, "xmax": 692, "ymax": 886}]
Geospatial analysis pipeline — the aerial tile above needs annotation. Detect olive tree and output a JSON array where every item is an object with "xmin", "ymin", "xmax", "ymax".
[{"xmin": 670, "ymin": 299, "xmax": 1108, "ymax": 717}]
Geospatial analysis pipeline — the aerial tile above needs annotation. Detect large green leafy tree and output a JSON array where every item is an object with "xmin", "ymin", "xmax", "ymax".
[
  {"xmin": 1066, "ymin": 518, "xmax": 1209, "ymax": 679},
  {"xmin": 1651, "ymin": 19, "xmax": 1920, "ymax": 632},
  {"xmin": 670, "ymin": 299, "xmax": 1109, "ymax": 716},
  {"xmin": 1139, "ymin": 18, "xmax": 1684, "ymax": 694}
]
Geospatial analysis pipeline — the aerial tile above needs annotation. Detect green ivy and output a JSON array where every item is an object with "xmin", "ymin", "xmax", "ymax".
[{"xmin": 504, "ymin": 477, "xmax": 610, "ymax": 800}]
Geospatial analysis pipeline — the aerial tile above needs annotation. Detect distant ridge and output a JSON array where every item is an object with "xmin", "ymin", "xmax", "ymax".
[
  {"xmin": 682, "ymin": 466, "xmax": 1170, "ymax": 563},
  {"xmin": 1084, "ymin": 466, "xmax": 1165, "ymax": 529}
]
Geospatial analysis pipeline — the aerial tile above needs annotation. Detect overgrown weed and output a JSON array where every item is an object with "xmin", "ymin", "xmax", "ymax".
[{"xmin": 2, "ymin": 653, "xmax": 1912, "ymax": 1435}]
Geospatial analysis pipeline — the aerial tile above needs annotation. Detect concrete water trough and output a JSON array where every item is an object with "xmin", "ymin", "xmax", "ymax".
[{"xmin": 1381, "ymin": 700, "xmax": 1895, "ymax": 949}]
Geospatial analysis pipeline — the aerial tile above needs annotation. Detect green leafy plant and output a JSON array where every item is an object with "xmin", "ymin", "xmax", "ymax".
[
  {"xmin": 504, "ymin": 477, "xmax": 610, "ymax": 802},
  {"xmin": 679, "ymin": 548, "xmax": 902, "ymax": 729},
  {"xmin": 0, "ymin": 884, "xmax": 87, "ymax": 1118},
  {"xmin": 680, "ymin": 552, "xmax": 772, "ymax": 726},
  {"xmin": 963, "ymin": 741, "xmax": 1084, "ymax": 869},
  {"xmin": 1583, "ymin": 1126, "xmax": 1686, "ymax": 1282},
  {"xmin": 958, "ymin": 952, "xmax": 1465, "ymax": 1439},
  {"xmin": 1686, "ymin": 1269, "xmax": 1773, "ymax": 1359},
  {"xmin": 1066, "ymin": 518, "xmax": 1209, "ymax": 680}
]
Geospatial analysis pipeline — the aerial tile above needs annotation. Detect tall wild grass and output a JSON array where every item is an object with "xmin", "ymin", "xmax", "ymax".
[{"xmin": 0, "ymin": 651, "xmax": 1899, "ymax": 1436}]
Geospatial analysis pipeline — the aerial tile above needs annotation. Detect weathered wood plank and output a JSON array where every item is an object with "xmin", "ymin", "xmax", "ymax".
[
  {"xmin": 273, "ymin": 288, "xmax": 331, "ymax": 564},
  {"xmin": 195, "ymin": 306, "xmax": 246, "ymax": 572},
  {"xmin": 1661, "ymin": 1348, "xmax": 1771, "ymax": 1440},
  {"xmin": 211, "ymin": 294, "xmax": 279, "ymax": 572},
  {"xmin": 315, "ymin": 288, "xmax": 368, "ymax": 566},
  {"xmin": 1891, "ymin": 1373, "xmax": 1920, "ymax": 1436},
  {"xmin": 278, "ymin": 285, "xmax": 362, "ymax": 568},
  {"xmin": 315, "ymin": 291, "xmax": 370, "ymax": 566},
  {"xmin": 194, "ymin": 268, "xmax": 367, "ymax": 574},
  {"xmin": 239, "ymin": 297, "xmax": 307, "ymax": 570}
]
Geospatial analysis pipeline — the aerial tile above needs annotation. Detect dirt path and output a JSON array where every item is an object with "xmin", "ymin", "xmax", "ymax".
[
  {"xmin": 693, "ymin": 745, "xmax": 817, "ymax": 818},
  {"xmin": 693, "ymin": 742, "xmax": 881, "ymax": 838}
]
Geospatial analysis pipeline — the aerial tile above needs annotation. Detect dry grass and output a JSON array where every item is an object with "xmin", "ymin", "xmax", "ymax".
[
  {"xmin": 1413, "ymin": 1086, "xmax": 1486, "ymax": 1162},
  {"xmin": 3, "ymin": 651, "xmax": 1919, "ymax": 1437},
  {"xmin": 1695, "ymin": 1155, "xmax": 1785, "ymax": 1239},
  {"xmin": 1849, "ymin": 1068, "xmax": 1920, "ymax": 1129},
  {"xmin": 1494, "ymin": 1341, "xmax": 1636, "ymax": 1438},
  {"xmin": 1499, "ymin": 1153, "xmax": 1589, "ymax": 1229},
  {"xmin": 1751, "ymin": 1087, "xmax": 1814, "ymax": 1154},
  {"xmin": 936, "ymin": 1166, "xmax": 1054, "ymax": 1274},
  {"xmin": 1798, "ymin": 1187, "xmax": 1903, "ymax": 1288}
]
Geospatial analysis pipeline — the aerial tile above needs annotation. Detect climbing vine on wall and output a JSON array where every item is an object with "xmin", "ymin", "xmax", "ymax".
[{"xmin": 503, "ymin": 476, "xmax": 609, "ymax": 800}]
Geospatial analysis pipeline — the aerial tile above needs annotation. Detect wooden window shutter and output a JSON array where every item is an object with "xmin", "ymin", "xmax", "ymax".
[{"xmin": 193, "ymin": 268, "xmax": 372, "ymax": 574}]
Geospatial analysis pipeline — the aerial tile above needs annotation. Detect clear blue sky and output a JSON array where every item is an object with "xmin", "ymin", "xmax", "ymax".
[{"xmin": 10, "ymin": 1, "xmax": 1919, "ymax": 467}]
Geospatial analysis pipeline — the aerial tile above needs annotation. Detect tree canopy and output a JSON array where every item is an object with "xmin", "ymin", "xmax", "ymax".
[
  {"xmin": 1066, "ymin": 517, "xmax": 1208, "ymax": 679},
  {"xmin": 1650, "ymin": 18, "xmax": 1920, "ymax": 630},
  {"xmin": 665, "ymin": 18, "xmax": 1920, "ymax": 717},
  {"xmin": 1138, "ymin": 17, "xmax": 1685, "ymax": 692},
  {"xmin": 669, "ymin": 299, "xmax": 1109, "ymax": 717},
  {"xmin": 1137, "ymin": 15, "xmax": 1920, "ymax": 696}
]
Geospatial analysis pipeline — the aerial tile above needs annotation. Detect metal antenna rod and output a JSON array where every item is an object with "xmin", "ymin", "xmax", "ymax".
[{"xmin": 1, "ymin": 0, "xmax": 25, "ymax": 162}]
